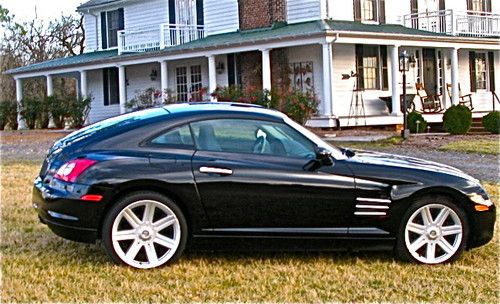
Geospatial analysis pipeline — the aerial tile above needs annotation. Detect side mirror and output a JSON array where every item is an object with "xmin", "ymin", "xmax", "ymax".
[{"xmin": 316, "ymin": 147, "xmax": 333, "ymax": 166}]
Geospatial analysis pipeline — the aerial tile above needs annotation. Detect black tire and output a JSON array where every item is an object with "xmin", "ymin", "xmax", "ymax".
[
  {"xmin": 395, "ymin": 195, "xmax": 469, "ymax": 264},
  {"xmin": 101, "ymin": 191, "xmax": 188, "ymax": 269}
]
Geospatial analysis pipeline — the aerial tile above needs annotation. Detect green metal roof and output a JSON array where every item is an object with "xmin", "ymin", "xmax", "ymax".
[{"xmin": 5, "ymin": 20, "xmax": 464, "ymax": 75}]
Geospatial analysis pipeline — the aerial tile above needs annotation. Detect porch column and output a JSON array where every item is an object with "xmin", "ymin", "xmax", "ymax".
[
  {"xmin": 15, "ymin": 78, "xmax": 27, "ymax": 130},
  {"xmin": 118, "ymin": 65, "xmax": 127, "ymax": 114},
  {"xmin": 390, "ymin": 45, "xmax": 401, "ymax": 115},
  {"xmin": 208, "ymin": 55, "xmax": 217, "ymax": 101},
  {"xmin": 450, "ymin": 47, "xmax": 459, "ymax": 106},
  {"xmin": 160, "ymin": 60, "xmax": 169, "ymax": 98},
  {"xmin": 322, "ymin": 42, "xmax": 334, "ymax": 116},
  {"xmin": 46, "ymin": 74, "xmax": 56, "ymax": 128},
  {"xmin": 80, "ymin": 70, "xmax": 88, "ymax": 98},
  {"xmin": 261, "ymin": 49, "xmax": 272, "ymax": 92}
]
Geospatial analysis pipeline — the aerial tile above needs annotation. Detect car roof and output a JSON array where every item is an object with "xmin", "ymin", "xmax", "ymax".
[{"xmin": 164, "ymin": 102, "xmax": 287, "ymax": 119}]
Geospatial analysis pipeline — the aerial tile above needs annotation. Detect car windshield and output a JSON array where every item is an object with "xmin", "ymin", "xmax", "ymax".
[{"xmin": 284, "ymin": 117, "xmax": 347, "ymax": 160}]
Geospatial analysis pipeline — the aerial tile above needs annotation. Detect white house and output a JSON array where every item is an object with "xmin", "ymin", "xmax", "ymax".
[{"xmin": 6, "ymin": 0, "xmax": 500, "ymax": 128}]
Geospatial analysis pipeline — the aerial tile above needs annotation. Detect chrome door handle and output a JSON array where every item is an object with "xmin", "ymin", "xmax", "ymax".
[{"xmin": 199, "ymin": 166, "xmax": 233, "ymax": 175}]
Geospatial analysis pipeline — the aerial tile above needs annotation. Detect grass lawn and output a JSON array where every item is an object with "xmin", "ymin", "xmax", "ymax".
[
  {"xmin": 439, "ymin": 138, "xmax": 500, "ymax": 155},
  {"xmin": 1, "ymin": 161, "xmax": 499, "ymax": 302}
]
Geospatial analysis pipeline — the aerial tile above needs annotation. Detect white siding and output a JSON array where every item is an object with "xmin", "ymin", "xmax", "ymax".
[
  {"xmin": 124, "ymin": 0, "xmax": 169, "ymax": 31},
  {"xmin": 328, "ymin": 0, "xmax": 354, "ymax": 21},
  {"xmin": 83, "ymin": 14, "xmax": 98, "ymax": 52},
  {"xmin": 126, "ymin": 63, "xmax": 162, "ymax": 101},
  {"xmin": 204, "ymin": 0, "xmax": 239, "ymax": 36},
  {"xmin": 87, "ymin": 70, "xmax": 121, "ymax": 123},
  {"xmin": 287, "ymin": 0, "xmax": 322, "ymax": 24},
  {"xmin": 287, "ymin": 44, "xmax": 324, "ymax": 104},
  {"xmin": 385, "ymin": 0, "xmax": 410, "ymax": 24}
]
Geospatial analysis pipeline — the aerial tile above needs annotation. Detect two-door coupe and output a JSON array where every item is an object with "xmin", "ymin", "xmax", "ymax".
[{"xmin": 33, "ymin": 103, "xmax": 495, "ymax": 268}]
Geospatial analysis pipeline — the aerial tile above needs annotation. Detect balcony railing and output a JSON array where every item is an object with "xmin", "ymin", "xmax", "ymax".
[
  {"xmin": 118, "ymin": 23, "xmax": 205, "ymax": 54},
  {"xmin": 401, "ymin": 10, "xmax": 500, "ymax": 37}
]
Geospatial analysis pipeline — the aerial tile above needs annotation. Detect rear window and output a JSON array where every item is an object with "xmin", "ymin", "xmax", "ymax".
[{"xmin": 51, "ymin": 108, "xmax": 168, "ymax": 153}]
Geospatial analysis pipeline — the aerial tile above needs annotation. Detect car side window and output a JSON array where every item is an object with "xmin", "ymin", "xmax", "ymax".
[
  {"xmin": 190, "ymin": 119, "xmax": 316, "ymax": 158},
  {"xmin": 149, "ymin": 124, "xmax": 194, "ymax": 149}
]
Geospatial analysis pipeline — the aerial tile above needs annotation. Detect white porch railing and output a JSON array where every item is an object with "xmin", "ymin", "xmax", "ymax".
[
  {"xmin": 401, "ymin": 10, "xmax": 500, "ymax": 37},
  {"xmin": 118, "ymin": 23, "xmax": 205, "ymax": 54}
]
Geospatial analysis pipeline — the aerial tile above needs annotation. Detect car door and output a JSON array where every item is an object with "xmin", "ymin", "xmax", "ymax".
[{"xmin": 190, "ymin": 118, "xmax": 356, "ymax": 234}]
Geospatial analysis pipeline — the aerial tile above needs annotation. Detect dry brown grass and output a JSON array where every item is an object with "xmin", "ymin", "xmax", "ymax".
[{"xmin": 1, "ymin": 162, "xmax": 499, "ymax": 303}]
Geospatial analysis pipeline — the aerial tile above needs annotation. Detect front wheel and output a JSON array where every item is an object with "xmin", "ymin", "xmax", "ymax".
[
  {"xmin": 396, "ymin": 197, "xmax": 469, "ymax": 264},
  {"xmin": 102, "ymin": 191, "xmax": 188, "ymax": 269}
]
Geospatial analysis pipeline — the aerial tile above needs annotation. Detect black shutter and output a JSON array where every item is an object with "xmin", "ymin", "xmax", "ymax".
[
  {"xmin": 488, "ymin": 51, "xmax": 495, "ymax": 91},
  {"xmin": 169, "ymin": 0, "xmax": 176, "ymax": 24},
  {"xmin": 103, "ymin": 68, "xmax": 109, "ymax": 106},
  {"xmin": 380, "ymin": 46, "xmax": 388, "ymax": 90},
  {"xmin": 118, "ymin": 8, "xmax": 124, "ymax": 30},
  {"xmin": 101, "ymin": 11, "xmax": 107, "ymax": 49},
  {"xmin": 469, "ymin": 51, "xmax": 477, "ymax": 93},
  {"xmin": 355, "ymin": 44, "xmax": 364, "ymax": 91},
  {"xmin": 354, "ymin": 0, "xmax": 361, "ymax": 21},
  {"xmin": 379, "ymin": 0, "xmax": 386, "ymax": 23},
  {"xmin": 411, "ymin": 0, "xmax": 418, "ymax": 14},
  {"xmin": 466, "ymin": 0, "xmax": 472, "ymax": 11},
  {"xmin": 228, "ymin": 54, "xmax": 235, "ymax": 86},
  {"xmin": 486, "ymin": 0, "xmax": 492, "ymax": 12},
  {"xmin": 196, "ymin": 0, "xmax": 204, "ymax": 26}
]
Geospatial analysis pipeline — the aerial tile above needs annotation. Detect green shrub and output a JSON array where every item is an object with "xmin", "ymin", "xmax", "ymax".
[
  {"xmin": 280, "ymin": 90, "xmax": 318, "ymax": 125},
  {"xmin": 22, "ymin": 98, "xmax": 40, "ymax": 129},
  {"xmin": 47, "ymin": 96, "xmax": 68, "ymax": 129},
  {"xmin": 443, "ymin": 105, "xmax": 472, "ymax": 135},
  {"xmin": 482, "ymin": 112, "xmax": 500, "ymax": 134},
  {"xmin": 0, "ymin": 101, "xmax": 15, "ymax": 130},
  {"xmin": 67, "ymin": 96, "xmax": 92, "ymax": 128},
  {"xmin": 407, "ymin": 111, "xmax": 427, "ymax": 133}
]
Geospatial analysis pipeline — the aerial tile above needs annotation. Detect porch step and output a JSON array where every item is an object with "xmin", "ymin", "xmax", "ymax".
[{"xmin": 467, "ymin": 117, "xmax": 489, "ymax": 135}]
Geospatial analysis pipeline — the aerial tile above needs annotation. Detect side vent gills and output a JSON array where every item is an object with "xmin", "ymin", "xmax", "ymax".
[{"xmin": 355, "ymin": 197, "xmax": 391, "ymax": 216}]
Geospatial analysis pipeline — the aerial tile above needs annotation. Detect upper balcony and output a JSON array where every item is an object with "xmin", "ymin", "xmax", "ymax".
[
  {"xmin": 401, "ymin": 10, "xmax": 499, "ymax": 37},
  {"xmin": 117, "ymin": 23, "xmax": 205, "ymax": 54}
]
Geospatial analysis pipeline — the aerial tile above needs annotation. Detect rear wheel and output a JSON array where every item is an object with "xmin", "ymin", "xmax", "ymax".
[
  {"xmin": 396, "ymin": 196, "xmax": 469, "ymax": 264},
  {"xmin": 102, "ymin": 191, "xmax": 187, "ymax": 269}
]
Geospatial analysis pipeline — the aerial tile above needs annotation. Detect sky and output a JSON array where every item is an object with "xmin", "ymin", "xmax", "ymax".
[{"xmin": 1, "ymin": 0, "xmax": 84, "ymax": 22}]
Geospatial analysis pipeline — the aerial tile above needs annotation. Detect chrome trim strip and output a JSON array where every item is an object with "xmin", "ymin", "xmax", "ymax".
[
  {"xmin": 203, "ymin": 227, "xmax": 349, "ymax": 234},
  {"xmin": 199, "ymin": 166, "xmax": 233, "ymax": 175},
  {"xmin": 48, "ymin": 210, "xmax": 79, "ymax": 221},
  {"xmin": 354, "ymin": 211, "xmax": 387, "ymax": 216},
  {"xmin": 356, "ymin": 204, "xmax": 390, "ymax": 210},
  {"xmin": 349, "ymin": 227, "xmax": 390, "ymax": 235},
  {"xmin": 356, "ymin": 197, "xmax": 392, "ymax": 203}
]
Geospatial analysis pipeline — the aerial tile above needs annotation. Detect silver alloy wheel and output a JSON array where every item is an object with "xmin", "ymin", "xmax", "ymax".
[
  {"xmin": 111, "ymin": 199, "xmax": 181, "ymax": 269},
  {"xmin": 404, "ymin": 203, "xmax": 463, "ymax": 264}
]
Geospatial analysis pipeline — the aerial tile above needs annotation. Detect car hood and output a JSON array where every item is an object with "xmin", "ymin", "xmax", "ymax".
[{"xmin": 345, "ymin": 149, "xmax": 478, "ymax": 183}]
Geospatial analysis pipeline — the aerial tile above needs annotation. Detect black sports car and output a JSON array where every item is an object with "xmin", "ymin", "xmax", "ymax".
[{"xmin": 33, "ymin": 102, "xmax": 495, "ymax": 269}]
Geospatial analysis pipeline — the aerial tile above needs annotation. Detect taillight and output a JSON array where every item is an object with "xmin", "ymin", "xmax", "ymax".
[{"xmin": 54, "ymin": 159, "xmax": 97, "ymax": 183}]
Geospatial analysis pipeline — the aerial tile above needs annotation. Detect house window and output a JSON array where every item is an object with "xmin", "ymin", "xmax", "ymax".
[
  {"xmin": 103, "ymin": 68, "xmax": 119, "ymax": 106},
  {"xmin": 475, "ymin": 53, "xmax": 487, "ymax": 90},
  {"xmin": 355, "ymin": 45, "xmax": 388, "ymax": 91},
  {"xmin": 100, "ymin": 8, "xmax": 124, "ymax": 49},
  {"xmin": 468, "ymin": 0, "xmax": 491, "ymax": 12},
  {"xmin": 354, "ymin": 0, "xmax": 385, "ymax": 23},
  {"xmin": 176, "ymin": 65, "xmax": 203, "ymax": 102}
]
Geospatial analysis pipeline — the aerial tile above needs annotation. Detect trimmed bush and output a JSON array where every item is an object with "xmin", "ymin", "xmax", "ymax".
[
  {"xmin": 407, "ymin": 111, "xmax": 427, "ymax": 133},
  {"xmin": 443, "ymin": 105, "xmax": 472, "ymax": 135},
  {"xmin": 482, "ymin": 112, "xmax": 500, "ymax": 134},
  {"xmin": 0, "ymin": 100, "xmax": 18, "ymax": 130},
  {"xmin": 67, "ymin": 97, "xmax": 91, "ymax": 128},
  {"xmin": 47, "ymin": 96, "xmax": 68, "ymax": 129},
  {"xmin": 22, "ymin": 98, "xmax": 39, "ymax": 129}
]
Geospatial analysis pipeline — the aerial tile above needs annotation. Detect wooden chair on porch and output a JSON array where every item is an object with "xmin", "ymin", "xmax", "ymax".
[
  {"xmin": 415, "ymin": 83, "xmax": 444, "ymax": 113},
  {"xmin": 446, "ymin": 83, "xmax": 474, "ymax": 110}
]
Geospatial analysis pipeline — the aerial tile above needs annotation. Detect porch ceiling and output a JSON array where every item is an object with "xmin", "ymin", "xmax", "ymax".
[{"xmin": 5, "ymin": 20, "xmax": 499, "ymax": 78}]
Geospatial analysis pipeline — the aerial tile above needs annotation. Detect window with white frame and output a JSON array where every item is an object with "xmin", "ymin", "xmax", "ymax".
[
  {"xmin": 176, "ymin": 65, "xmax": 203, "ymax": 102},
  {"xmin": 176, "ymin": 67, "xmax": 188, "ymax": 102},
  {"xmin": 354, "ymin": 0, "xmax": 386, "ymax": 23},
  {"xmin": 100, "ymin": 9, "xmax": 124, "ymax": 49},
  {"xmin": 469, "ymin": 0, "xmax": 491, "ymax": 12},
  {"xmin": 475, "ymin": 53, "xmax": 487, "ymax": 90},
  {"xmin": 355, "ymin": 45, "xmax": 388, "ymax": 91}
]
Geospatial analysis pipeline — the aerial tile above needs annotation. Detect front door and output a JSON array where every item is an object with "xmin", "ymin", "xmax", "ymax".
[
  {"xmin": 423, "ymin": 48, "xmax": 437, "ymax": 96},
  {"xmin": 190, "ymin": 118, "xmax": 356, "ymax": 234},
  {"xmin": 175, "ymin": 65, "xmax": 203, "ymax": 102}
]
